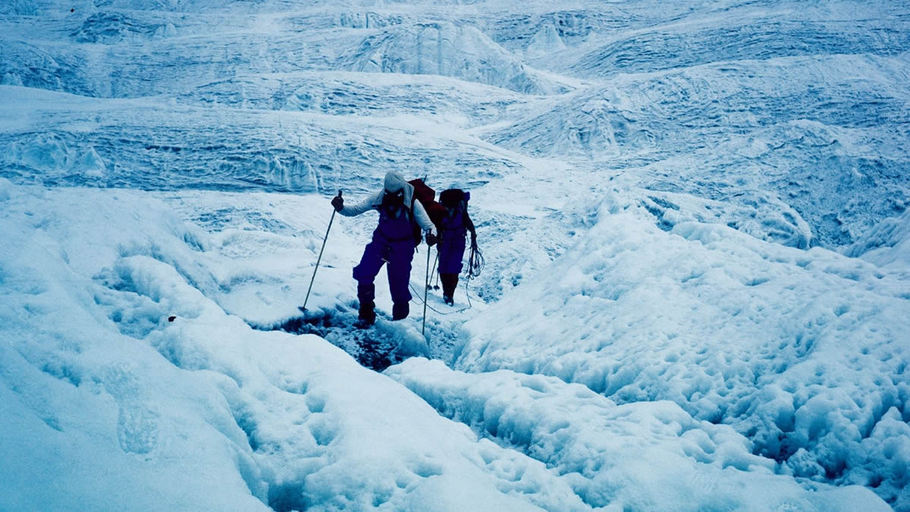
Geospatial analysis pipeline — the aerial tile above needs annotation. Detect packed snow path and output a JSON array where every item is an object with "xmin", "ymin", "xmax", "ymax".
[{"xmin": 2, "ymin": 0, "xmax": 909, "ymax": 511}]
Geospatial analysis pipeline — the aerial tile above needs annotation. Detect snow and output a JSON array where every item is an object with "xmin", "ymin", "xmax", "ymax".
[
  {"xmin": 387, "ymin": 358, "xmax": 891, "ymax": 512},
  {"xmin": 847, "ymin": 210, "xmax": 910, "ymax": 270},
  {"xmin": 0, "ymin": 183, "xmax": 585, "ymax": 511},
  {"xmin": 2, "ymin": 0, "xmax": 909, "ymax": 510},
  {"xmin": 453, "ymin": 192, "xmax": 910, "ymax": 506}
]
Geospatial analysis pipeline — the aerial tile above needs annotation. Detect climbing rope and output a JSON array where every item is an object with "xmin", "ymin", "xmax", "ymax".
[
  {"xmin": 466, "ymin": 237, "xmax": 484, "ymax": 279},
  {"xmin": 410, "ymin": 237, "xmax": 483, "ymax": 315},
  {"xmin": 409, "ymin": 282, "xmax": 470, "ymax": 315}
]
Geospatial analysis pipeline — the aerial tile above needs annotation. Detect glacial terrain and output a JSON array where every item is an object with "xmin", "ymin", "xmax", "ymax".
[{"xmin": 1, "ymin": 1, "xmax": 908, "ymax": 511}]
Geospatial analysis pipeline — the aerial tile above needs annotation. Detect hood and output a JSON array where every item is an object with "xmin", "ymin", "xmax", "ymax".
[{"xmin": 378, "ymin": 171, "xmax": 414, "ymax": 207}]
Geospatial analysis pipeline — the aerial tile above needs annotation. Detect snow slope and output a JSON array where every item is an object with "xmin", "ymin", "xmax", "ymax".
[
  {"xmin": 0, "ymin": 182, "xmax": 597, "ymax": 511},
  {"xmin": 2, "ymin": 0, "xmax": 909, "ymax": 510},
  {"xmin": 451, "ymin": 191, "xmax": 910, "ymax": 505}
]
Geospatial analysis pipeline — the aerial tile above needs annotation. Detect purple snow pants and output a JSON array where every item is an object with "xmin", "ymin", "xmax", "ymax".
[
  {"xmin": 353, "ymin": 234, "xmax": 415, "ymax": 318},
  {"xmin": 438, "ymin": 232, "xmax": 466, "ymax": 274}
]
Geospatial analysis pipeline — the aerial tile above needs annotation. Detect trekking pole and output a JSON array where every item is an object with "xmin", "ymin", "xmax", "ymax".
[
  {"xmin": 431, "ymin": 251, "xmax": 440, "ymax": 289},
  {"xmin": 422, "ymin": 239, "xmax": 431, "ymax": 336},
  {"xmin": 302, "ymin": 190, "xmax": 342, "ymax": 313}
]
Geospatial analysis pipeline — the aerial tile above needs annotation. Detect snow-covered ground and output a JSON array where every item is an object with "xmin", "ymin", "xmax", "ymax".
[{"xmin": 2, "ymin": 0, "xmax": 908, "ymax": 510}]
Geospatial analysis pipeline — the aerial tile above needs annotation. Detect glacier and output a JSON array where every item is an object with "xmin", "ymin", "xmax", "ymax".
[{"xmin": 1, "ymin": 0, "xmax": 908, "ymax": 511}]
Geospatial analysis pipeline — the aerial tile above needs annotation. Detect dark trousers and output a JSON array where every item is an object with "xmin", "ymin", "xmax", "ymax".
[
  {"xmin": 440, "ymin": 273, "xmax": 459, "ymax": 299},
  {"xmin": 353, "ymin": 238, "xmax": 414, "ymax": 320}
]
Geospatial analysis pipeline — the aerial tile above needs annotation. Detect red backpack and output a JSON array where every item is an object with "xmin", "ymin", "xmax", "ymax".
[{"xmin": 408, "ymin": 178, "xmax": 446, "ymax": 230}]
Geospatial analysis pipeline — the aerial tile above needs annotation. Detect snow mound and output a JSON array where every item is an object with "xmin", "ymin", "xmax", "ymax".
[
  {"xmin": 637, "ymin": 189, "xmax": 813, "ymax": 250},
  {"xmin": 487, "ymin": 89, "xmax": 652, "ymax": 157},
  {"xmin": 456, "ymin": 192, "xmax": 910, "ymax": 508},
  {"xmin": 524, "ymin": 21, "xmax": 565, "ymax": 58},
  {"xmin": 388, "ymin": 358, "xmax": 891, "ymax": 511},
  {"xmin": 0, "ymin": 182, "xmax": 611, "ymax": 511},
  {"xmin": 0, "ymin": 185, "xmax": 267, "ymax": 511},
  {"xmin": 846, "ymin": 209, "xmax": 910, "ymax": 269}
]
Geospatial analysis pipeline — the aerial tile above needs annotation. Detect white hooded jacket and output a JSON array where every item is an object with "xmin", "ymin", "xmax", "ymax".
[{"xmin": 337, "ymin": 171, "xmax": 436, "ymax": 234}]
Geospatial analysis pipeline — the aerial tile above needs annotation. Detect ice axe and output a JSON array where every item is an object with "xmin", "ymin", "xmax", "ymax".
[{"xmin": 302, "ymin": 190, "xmax": 341, "ymax": 314}]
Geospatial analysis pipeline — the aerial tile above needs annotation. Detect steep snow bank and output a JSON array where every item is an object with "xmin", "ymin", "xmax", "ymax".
[
  {"xmin": 388, "ymin": 358, "xmax": 890, "ymax": 511},
  {"xmin": 456, "ymin": 191, "xmax": 910, "ymax": 508},
  {"xmin": 0, "ymin": 180, "xmax": 599, "ymax": 511}
]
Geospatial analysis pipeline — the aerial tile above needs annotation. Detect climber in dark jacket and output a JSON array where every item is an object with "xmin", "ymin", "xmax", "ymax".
[
  {"xmin": 332, "ymin": 171, "xmax": 437, "ymax": 325},
  {"xmin": 436, "ymin": 188, "xmax": 475, "ymax": 306}
]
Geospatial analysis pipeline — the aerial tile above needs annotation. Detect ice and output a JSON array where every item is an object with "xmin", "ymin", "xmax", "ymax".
[
  {"xmin": 2, "ymin": 0, "xmax": 909, "ymax": 509},
  {"xmin": 487, "ymin": 53, "xmax": 910, "ymax": 248},
  {"xmin": 454, "ymin": 193, "xmax": 910, "ymax": 507},
  {"xmin": 0, "ymin": 189, "xmax": 270, "ymax": 512},
  {"xmin": 846, "ymin": 210, "xmax": 910, "ymax": 269},
  {"xmin": 0, "ymin": 85, "xmax": 517, "ymax": 194},
  {"xmin": 525, "ymin": 22, "xmax": 565, "ymax": 59},
  {"xmin": 0, "ymin": 182, "xmax": 587, "ymax": 511},
  {"xmin": 339, "ymin": 21, "xmax": 570, "ymax": 95},
  {"xmin": 387, "ymin": 358, "xmax": 890, "ymax": 511}
]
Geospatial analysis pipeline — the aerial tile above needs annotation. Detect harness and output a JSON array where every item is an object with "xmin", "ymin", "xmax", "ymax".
[{"xmin": 376, "ymin": 192, "xmax": 420, "ymax": 244}]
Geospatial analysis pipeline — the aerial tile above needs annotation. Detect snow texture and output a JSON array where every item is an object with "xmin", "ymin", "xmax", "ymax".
[{"xmin": 1, "ymin": 0, "xmax": 908, "ymax": 510}]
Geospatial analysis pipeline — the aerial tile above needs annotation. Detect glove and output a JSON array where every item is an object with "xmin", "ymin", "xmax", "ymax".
[
  {"xmin": 331, "ymin": 195, "xmax": 343, "ymax": 212},
  {"xmin": 425, "ymin": 232, "xmax": 438, "ymax": 247}
]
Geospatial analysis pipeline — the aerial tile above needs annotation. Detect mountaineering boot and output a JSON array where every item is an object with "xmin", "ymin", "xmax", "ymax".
[
  {"xmin": 356, "ymin": 301, "xmax": 376, "ymax": 328},
  {"xmin": 392, "ymin": 302, "xmax": 409, "ymax": 321},
  {"xmin": 440, "ymin": 273, "xmax": 458, "ymax": 305}
]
